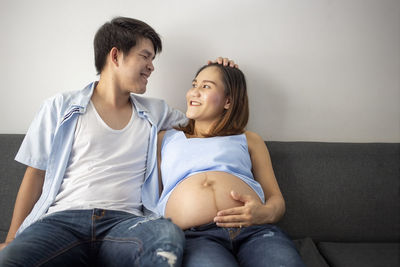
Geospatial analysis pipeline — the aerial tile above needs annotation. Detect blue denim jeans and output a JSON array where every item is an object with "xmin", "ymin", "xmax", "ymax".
[
  {"xmin": 0, "ymin": 209, "xmax": 184, "ymax": 267},
  {"xmin": 183, "ymin": 223, "xmax": 305, "ymax": 267}
]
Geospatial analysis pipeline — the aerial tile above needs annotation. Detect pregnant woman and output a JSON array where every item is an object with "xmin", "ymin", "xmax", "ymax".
[{"xmin": 157, "ymin": 62, "xmax": 304, "ymax": 266}]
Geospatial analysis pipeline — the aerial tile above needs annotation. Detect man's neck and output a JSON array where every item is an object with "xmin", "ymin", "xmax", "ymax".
[
  {"xmin": 90, "ymin": 76, "xmax": 133, "ymax": 130},
  {"xmin": 93, "ymin": 76, "xmax": 131, "ymax": 109}
]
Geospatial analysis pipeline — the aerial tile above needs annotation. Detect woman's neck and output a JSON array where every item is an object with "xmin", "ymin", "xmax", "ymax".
[{"xmin": 192, "ymin": 121, "xmax": 214, "ymax": 138}]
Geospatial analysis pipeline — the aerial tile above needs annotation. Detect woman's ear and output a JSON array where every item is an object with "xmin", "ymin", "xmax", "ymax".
[{"xmin": 224, "ymin": 97, "xmax": 231, "ymax": 110}]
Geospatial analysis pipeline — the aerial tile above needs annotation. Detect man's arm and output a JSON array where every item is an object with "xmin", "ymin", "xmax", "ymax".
[{"xmin": 0, "ymin": 166, "xmax": 45, "ymax": 250}]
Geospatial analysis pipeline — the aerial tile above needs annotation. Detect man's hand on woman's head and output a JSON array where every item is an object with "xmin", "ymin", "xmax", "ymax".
[{"xmin": 208, "ymin": 57, "xmax": 239, "ymax": 68}]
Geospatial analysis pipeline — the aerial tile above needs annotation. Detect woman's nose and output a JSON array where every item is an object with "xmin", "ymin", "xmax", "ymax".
[{"xmin": 190, "ymin": 87, "xmax": 200, "ymax": 96}]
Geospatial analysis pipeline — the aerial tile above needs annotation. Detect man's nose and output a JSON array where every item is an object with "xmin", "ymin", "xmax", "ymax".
[{"xmin": 147, "ymin": 61, "xmax": 154, "ymax": 71}]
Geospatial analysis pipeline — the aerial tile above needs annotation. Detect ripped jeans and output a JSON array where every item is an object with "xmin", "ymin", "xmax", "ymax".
[
  {"xmin": 0, "ymin": 209, "xmax": 184, "ymax": 267},
  {"xmin": 183, "ymin": 223, "xmax": 305, "ymax": 267}
]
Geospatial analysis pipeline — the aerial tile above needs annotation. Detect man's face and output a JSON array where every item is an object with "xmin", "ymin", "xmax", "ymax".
[{"xmin": 116, "ymin": 38, "xmax": 155, "ymax": 94}]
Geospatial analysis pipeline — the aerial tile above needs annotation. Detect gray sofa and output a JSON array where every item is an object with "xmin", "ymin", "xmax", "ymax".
[{"xmin": 1, "ymin": 134, "xmax": 399, "ymax": 266}]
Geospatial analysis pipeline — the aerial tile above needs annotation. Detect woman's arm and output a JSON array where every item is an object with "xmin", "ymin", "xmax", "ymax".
[
  {"xmin": 0, "ymin": 166, "xmax": 45, "ymax": 250},
  {"xmin": 246, "ymin": 131, "xmax": 286, "ymax": 223},
  {"xmin": 214, "ymin": 131, "xmax": 285, "ymax": 227}
]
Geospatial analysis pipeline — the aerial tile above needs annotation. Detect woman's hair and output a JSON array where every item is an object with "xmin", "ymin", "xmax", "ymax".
[
  {"xmin": 178, "ymin": 63, "xmax": 249, "ymax": 137},
  {"xmin": 93, "ymin": 17, "xmax": 162, "ymax": 75}
]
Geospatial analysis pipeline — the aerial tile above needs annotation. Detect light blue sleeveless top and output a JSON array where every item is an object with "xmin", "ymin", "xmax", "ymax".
[{"xmin": 157, "ymin": 129, "xmax": 265, "ymax": 215}]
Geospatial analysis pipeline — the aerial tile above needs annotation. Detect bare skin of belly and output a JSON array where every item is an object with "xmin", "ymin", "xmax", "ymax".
[{"xmin": 164, "ymin": 171, "xmax": 262, "ymax": 230}]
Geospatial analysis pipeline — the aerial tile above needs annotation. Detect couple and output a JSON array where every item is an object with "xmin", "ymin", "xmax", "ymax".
[{"xmin": 0, "ymin": 17, "xmax": 304, "ymax": 266}]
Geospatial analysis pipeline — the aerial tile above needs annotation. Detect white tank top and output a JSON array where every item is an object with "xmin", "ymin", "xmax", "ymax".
[{"xmin": 47, "ymin": 100, "xmax": 150, "ymax": 216}]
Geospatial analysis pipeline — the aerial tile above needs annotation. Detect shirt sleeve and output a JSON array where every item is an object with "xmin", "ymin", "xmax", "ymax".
[
  {"xmin": 157, "ymin": 100, "xmax": 188, "ymax": 131},
  {"xmin": 15, "ymin": 96, "xmax": 60, "ymax": 170}
]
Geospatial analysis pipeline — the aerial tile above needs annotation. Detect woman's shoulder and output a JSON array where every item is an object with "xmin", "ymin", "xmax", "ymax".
[
  {"xmin": 158, "ymin": 128, "xmax": 184, "ymax": 147},
  {"xmin": 244, "ymin": 131, "xmax": 268, "ymax": 152},
  {"xmin": 244, "ymin": 131, "xmax": 264, "ymax": 144}
]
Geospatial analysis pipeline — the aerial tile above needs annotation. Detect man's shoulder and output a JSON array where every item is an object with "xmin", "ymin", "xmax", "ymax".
[
  {"xmin": 132, "ymin": 94, "xmax": 166, "ymax": 106},
  {"xmin": 130, "ymin": 94, "xmax": 168, "ymax": 113},
  {"xmin": 41, "ymin": 82, "xmax": 94, "ymax": 110}
]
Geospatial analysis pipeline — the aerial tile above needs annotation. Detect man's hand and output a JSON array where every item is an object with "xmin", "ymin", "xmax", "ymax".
[
  {"xmin": 0, "ymin": 240, "xmax": 12, "ymax": 251},
  {"xmin": 208, "ymin": 57, "xmax": 239, "ymax": 68},
  {"xmin": 213, "ymin": 190, "xmax": 269, "ymax": 228}
]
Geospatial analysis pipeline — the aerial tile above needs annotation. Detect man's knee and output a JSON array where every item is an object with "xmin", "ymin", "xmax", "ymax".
[
  {"xmin": 0, "ymin": 242, "xmax": 28, "ymax": 266},
  {"xmin": 147, "ymin": 218, "xmax": 184, "ymax": 247},
  {"xmin": 146, "ymin": 218, "xmax": 185, "ymax": 266}
]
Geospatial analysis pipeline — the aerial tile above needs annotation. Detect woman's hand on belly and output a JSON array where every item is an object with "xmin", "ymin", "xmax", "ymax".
[
  {"xmin": 164, "ymin": 171, "xmax": 261, "ymax": 230},
  {"xmin": 213, "ymin": 190, "xmax": 277, "ymax": 228}
]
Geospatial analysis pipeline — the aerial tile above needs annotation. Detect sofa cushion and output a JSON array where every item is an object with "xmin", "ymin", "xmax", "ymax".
[
  {"xmin": 293, "ymin": 237, "xmax": 329, "ymax": 267},
  {"xmin": 0, "ymin": 134, "xmax": 25, "ymax": 242},
  {"xmin": 268, "ymin": 142, "xmax": 400, "ymax": 242},
  {"xmin": 317, "ymin": 242, "xmax": 400, "ymax": 267}
]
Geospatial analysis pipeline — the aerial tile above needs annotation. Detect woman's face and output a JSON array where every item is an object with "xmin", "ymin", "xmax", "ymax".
[{"xmin": 186, "ymin": 66, "xmax": 230, "ymax": 124}]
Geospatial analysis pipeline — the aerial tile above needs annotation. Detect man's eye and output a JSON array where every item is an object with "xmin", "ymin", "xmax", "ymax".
[
  {"xmin": 192, "ymin": 83, "xmax": 197, "ymax": 88},
  {"xmin": 203, "ymin": 85, "xmax": 211, "ymax": 89}
]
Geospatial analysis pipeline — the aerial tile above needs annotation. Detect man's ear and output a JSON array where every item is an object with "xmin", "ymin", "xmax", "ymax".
[
  {"xmin": 110, "ymin": 47, "xmax": 120, "ymax": 67},
  {"xmin": 224, "ymin": 97, "xmax": 231, "ymax": 110}
]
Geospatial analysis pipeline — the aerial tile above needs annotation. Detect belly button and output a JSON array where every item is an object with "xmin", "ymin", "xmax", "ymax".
[
  {"xmin": 202, "ymin": 173, "xmax": 214, "ymax": 187},
  {"xmin": 202, "ymin": 180, "xmax": 214, "ymax": 187}
]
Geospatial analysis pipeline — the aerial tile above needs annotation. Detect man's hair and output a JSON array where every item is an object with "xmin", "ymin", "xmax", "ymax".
[
  {"xmin": 178, "ymin": 63, "xmax": 249, "ymax": 137},
  {"xmin": 93, "ymin": 17, "xmax": 162, "ymax": 74}
]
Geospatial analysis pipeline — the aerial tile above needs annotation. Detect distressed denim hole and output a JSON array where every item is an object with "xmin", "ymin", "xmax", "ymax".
[
  {"xmin": 156, "ymin": 250, "xmax": 177, "ymax": 267},
  {"xmin": 263, "ymin": 231, "xmax": 275, "ymax": 237}
]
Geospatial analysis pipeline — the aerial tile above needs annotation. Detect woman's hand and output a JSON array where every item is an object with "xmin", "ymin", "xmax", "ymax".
[
  {"xmin": 213, "ymin": 190, "xmax": 278, "ymax": 228},
  {"xmin": 208, "ymin": 57, "xmax": 239, "ymax": 68}
]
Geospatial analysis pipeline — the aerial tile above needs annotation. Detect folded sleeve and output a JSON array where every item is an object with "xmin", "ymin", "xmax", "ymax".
[{"xmin": 15, "ymin": 96, "xmax": 60, "ymax": 170}]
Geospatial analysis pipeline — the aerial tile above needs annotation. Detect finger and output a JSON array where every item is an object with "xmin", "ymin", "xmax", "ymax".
[
  {"xmin": 216, "ymin": 222, "xmax": 244, "ymax": 228},
  {"xmin": 227, "ymin": 59, "xmax": 236, "ymax": 67},
  {"xmin": 230, "ymin": 190, "xmax": 241, "ymax": 201},
  {"xmin": 231, "ymin": 190, "xmax": 259, "ymax": 204},
  {"xmin": 214, "ymin": 214, "xmax": 244, "ymax": 224},
  {"xmin": 222, "ymin": 58, "xmax": 230, "ymax": 66},
  {"xmin": 216, "ymin": 206, "xmax": 244, "ymax": 216},
  {"xmin": 217, "ymin": 57, "xmax": 223, "ymax": 65},
  {"xmin": 207, "ymin": 60, "xmax": 213, "ymax": 65}
]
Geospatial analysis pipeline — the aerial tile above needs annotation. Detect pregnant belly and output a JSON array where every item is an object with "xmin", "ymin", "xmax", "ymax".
[{"xmin": 164, "ymin": 171, "xmax": 262, "ymax": 230}]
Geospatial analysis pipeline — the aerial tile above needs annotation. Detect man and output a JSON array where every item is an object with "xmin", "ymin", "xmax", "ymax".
[{"xmin": 0, "ymin": 17, "xmax": 235, "ymax": 266}]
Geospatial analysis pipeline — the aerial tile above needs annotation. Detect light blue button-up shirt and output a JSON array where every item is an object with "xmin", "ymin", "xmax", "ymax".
[{"xmin": 15, "ymin": 82, "xmax": 187, "ymax": 235}]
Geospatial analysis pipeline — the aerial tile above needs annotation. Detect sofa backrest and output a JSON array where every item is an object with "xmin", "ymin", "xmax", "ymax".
[
  {"xmin": 1, "ymin": 135, "xmax": 399, "ymax": 244},
  {"xmin": 0, "ymin": 134, "xmax": 25, "ymax": 242},
  {"xmin": 269, "ymin": 141, "xmax": 400, "ymax": 242}
]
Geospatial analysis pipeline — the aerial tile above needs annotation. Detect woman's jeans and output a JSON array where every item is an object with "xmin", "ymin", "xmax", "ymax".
[
  {"xmin": 0, "ymin": 209, "xmax": 184, "ymax": 267},
  {"xmin": 183, "ymin": 223, "xmax": 305, "ymax": 267}
]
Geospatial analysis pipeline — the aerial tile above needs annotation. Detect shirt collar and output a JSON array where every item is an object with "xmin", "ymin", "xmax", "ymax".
[
  {"xmin": 70, "ymin": 81, "xmax": 96, "ymax": 109},
  {"xmin": 68, "ymin": 81, "xmax": 150, "ymax": 116}
]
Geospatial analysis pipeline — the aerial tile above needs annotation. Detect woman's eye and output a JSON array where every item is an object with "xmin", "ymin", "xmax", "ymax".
[
  {"xmin": 203, "ymin": 85, "xmax": 211, "ymax": 89},
  {"xmin": 192, "ymin": 83, "xmax": 197, "ymax": 88}
]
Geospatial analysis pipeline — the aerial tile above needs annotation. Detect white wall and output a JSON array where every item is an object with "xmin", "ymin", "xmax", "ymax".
[{"xmin": 0, "ymin": 0, "xmax": 399, "ymax": 142}]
